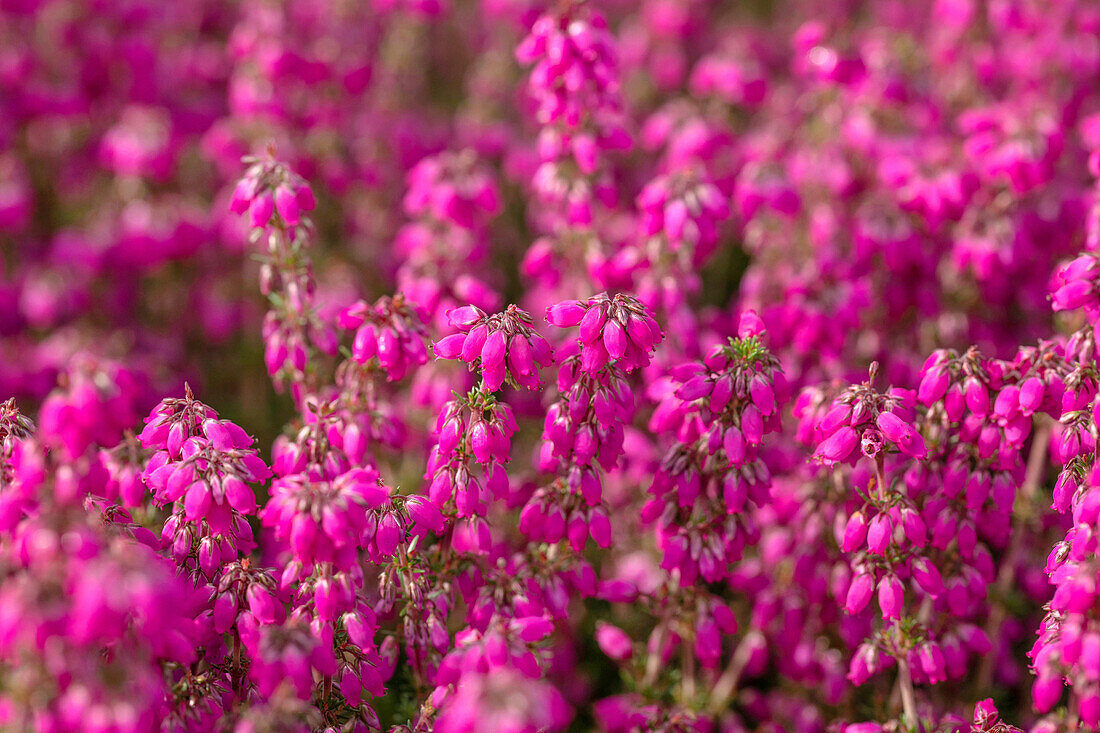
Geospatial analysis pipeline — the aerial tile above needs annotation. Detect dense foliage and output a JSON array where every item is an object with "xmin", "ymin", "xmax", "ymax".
[{"xmin": 1, "ymin": 0, "xmax": 1099, "ymax": 731}]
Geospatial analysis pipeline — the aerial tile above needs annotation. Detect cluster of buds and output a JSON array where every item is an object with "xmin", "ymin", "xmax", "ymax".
[
  {"xmin": 434, "ymin": 304, "xmax": 554, "ymax": 391},
  {"xmin": 519, "ymin": 478, "xmax": 613, "ymax": 551},
  {"xmin": 523, "ymin": 350, "xmax": 628, "ymax": 547},
  {"xmin": 339, "ymin": 294, "xmax": 430, "ymax": 382},
  {"xmin": 36, "ymin": 356, "xmax": 147, "ymax": 464},
  {"xmin": 140, "ymin": 386, "xmax": 270, "ymax": 578},
  {"xmin": 538, "ymin": 356, "xmax": 631, "ymax": 485},
  {"xmin": 431, "ymin": 616, "xmax": 569, "ymax": 732},
  {"xmin": 234, "ymin": 153, "xmax": 331, "ymax": 398},
  {"xmin": 260, "ymin": 467, "xmax": 389, "ymax": 578},
  {"xmin": 396, "ymin": 150, "xmax": 503, "ymax": 332},
  {"xmin": 515, "ymin": 2, "xmax": 629, "ymax": 275},
  {"xmin": 645, "ymin": 313, "xmax": 785, "ymax": 583},
  {"xmin": 257, "ymin": 428, "xmax": 396, "ymax": 730},
  {"xmin": 518, "ymin": 294, "xmax": 662, "ymax": 552},
  {"xmin": 631, "ymin": 166, "xmax": 733, "ymax": 318},
  {"xmin": 918, "ymin": 345, "xmax": 1056, "ymax": 464},
  {"xmin": 423, "ymin": 386, "xmax": 511, "ymax": 538},
  {"xmin": 1032, "ymin": 464, "xmax": 1100, "ymax": 724},
  {"xmin": 435, "ymin": 388, "xmax": 518, "ymax": 467},
  {"xmin": 637, "ymin": 168, "xmax": 731, "ymax": 267},
  {"xmin": 209, "ymin": 560, "xmax": 285, "ymax": 633},
  {"xmin": 547, "ymin": 293, "xmax": 663, "ymax": 374},
  {"xmin": 230, "ymin": 149, "xmax": 317, "ymax": 231},
  {"xmin": 1010, "ymin": 241, "xmax": 1100, "ymax": 730},
  {"xmin": 812, "ymin": 363, "xmax": 928, "ymax": 466},
  {"xmin": 815, "ymin": 336, "xmax": 1086, "ymax": 724},
  {"xmin": 270, "ymin": 398, "xmax": 366, "ymax": 483},
  {"xmin": 516, "ymin": 6, "xmax": 630, "ymax": 178},
  {"xmin": 403, "ymin": 151, "xmax": 502, "ymax": 230}
]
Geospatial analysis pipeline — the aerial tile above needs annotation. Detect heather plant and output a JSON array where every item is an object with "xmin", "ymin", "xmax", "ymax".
[{"xmin": 2, "ymin": 0, "xmax": 1100, "ymax": 732}]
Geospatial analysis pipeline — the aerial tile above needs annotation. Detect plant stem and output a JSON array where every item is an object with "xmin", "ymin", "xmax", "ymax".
[
  {"xmin": 875, "ymin": 455, "xmax": 888, "ymax": 502},
  {"xmin": 707, "ymin": 633, "xmax": 755, "ymax": 714},
  {"xmin": 898, "ymin": 657, "xmax": 918, "ymax": 725},
  {"xmin": 681, "ymin": 637, "xmax": 696, "ymax": 703},
  {"xmin": 642, "ymin": 616, "xmax": 670, "ymax": 687}
]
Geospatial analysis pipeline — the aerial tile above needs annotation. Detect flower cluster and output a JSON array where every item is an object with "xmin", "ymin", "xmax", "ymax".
[
  {"xmin": 339, "ymin": 294, "xmax": 430, "ymax": 382},
  {"xmin": 646, "ymin": 314, "xmax": 786, "ymax": 583},
  {"xmin": 140, "ymin": 386, "xmax": 270, "ymax": 577},
  {"xmin": 435, "ymin": 304, "xmax": 553, "ymax": 391},
  {"xmin": 517, "ymin": 4, "xmax": 630, "ymax": 215},
  {"xmin": 396, "ymin": 150, "xmax": 503, "ymax": 332},
  {"xmin": 547, "ymin": 293, "xmax": 664, "ymax": 374}
]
